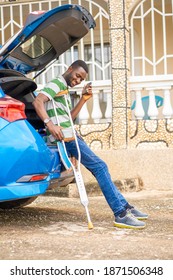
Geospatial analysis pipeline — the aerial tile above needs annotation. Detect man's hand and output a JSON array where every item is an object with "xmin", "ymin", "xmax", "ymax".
[
  {"xmin": 46, "ymin": 121, "xmax": 64, "ymax": 141},
  {"xmin": 82, "ymin": 82, "xmax": 92, "ymax": 101}
]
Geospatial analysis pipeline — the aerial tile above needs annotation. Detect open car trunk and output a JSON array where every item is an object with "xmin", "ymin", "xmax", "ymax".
[{"xmin": 0, "ymin": 5, "xmax": 95, "ymax": 75}]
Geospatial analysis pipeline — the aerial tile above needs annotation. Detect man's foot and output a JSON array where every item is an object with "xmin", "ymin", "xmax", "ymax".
[
  {"xmin": 114, "ymin": 210, "xmax": 146, "ymax": 230},
  {"xmin": 130, "ymin": 207, "xmax": 148, "ymax": 220}
]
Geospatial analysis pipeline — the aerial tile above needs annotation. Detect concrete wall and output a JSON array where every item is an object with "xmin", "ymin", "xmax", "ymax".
[{"xmin": 81, "ymin": 148, "xmax": 173, "ymax": 191}]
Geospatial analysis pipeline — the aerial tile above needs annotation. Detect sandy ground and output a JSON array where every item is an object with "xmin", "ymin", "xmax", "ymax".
[{"xmin": 0, "ymin": 189, "xmax": 173, "ymax": 260}]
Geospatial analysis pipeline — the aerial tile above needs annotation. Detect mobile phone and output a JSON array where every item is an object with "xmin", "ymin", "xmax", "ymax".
[
  {"xmin": 87, "ymin": 82, "xmax": 92, "ymax": 86},
  {"xmin": 83, "ymin": 82, "xmax": 92, "ymax": 95}
]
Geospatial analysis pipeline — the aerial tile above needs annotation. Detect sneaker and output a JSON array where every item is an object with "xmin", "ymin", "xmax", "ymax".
[
  {"xmin": 114, "ymin": 210, "xmax": 146, "ymax": 230},
  {"xmin": 130, "ymin": 207, "xmax": 148, "ymax": 220}
]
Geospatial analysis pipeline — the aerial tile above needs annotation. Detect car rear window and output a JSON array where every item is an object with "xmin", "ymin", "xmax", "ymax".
[{"xmin": 21, "ymin": 35, "xmax": 52, "ymax": 58}]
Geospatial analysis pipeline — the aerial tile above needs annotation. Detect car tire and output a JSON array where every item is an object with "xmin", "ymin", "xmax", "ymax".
[{"xmin": 0, "ymin": 197, "xmax": 38, "ymax": 209}]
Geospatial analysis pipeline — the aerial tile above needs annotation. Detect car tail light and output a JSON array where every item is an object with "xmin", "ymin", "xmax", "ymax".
[
  {"xmin": 17, "ymin": 174, "xmax": 48, "ymax": 183},
  {"xmin": 0, "ymin": 96, "xmax": 26, "ymax": 122}
]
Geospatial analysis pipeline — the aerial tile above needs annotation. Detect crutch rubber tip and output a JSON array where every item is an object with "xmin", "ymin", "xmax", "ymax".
[{"xmin": 88, "ymin": 221, "xmax": 94, "ymax": 230}]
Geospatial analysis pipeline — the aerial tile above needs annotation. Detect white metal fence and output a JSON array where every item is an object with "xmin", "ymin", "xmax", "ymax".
[{"xmin": 130, "ymin": 0, "xmax": 173, "ymax": 120}]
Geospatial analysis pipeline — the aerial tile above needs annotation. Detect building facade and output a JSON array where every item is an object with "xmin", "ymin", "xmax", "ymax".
[
  {"xmin": 1, "ymin": 0, "xmax": 173, "ymax": 189},
  {"xmin": 110, "ymin": 0, "xmax": 173, "ymax": 151}
]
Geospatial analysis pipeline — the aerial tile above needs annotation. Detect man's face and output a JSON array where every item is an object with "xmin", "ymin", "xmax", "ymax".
[{"xmin": 65, "ymin": 66, "xmax": 87, "ymax": 87}]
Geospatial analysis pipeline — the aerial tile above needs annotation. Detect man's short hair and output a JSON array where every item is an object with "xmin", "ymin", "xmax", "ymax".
[{"xmin": 71, "ymin": 60, "xmax": 88, "ymax": 73}]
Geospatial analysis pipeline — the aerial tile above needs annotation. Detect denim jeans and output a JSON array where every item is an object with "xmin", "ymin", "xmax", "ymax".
[{"xmin": 65, "ymin": 136, "xmax": 128, "ymax": 217}]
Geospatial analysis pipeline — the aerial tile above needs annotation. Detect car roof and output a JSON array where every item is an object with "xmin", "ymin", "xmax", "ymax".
[{"xmin": 0, "ymin": 4, "xmax": 95, "ymax": 75}]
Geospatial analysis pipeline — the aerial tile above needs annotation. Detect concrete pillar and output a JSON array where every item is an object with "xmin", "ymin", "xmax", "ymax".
[{"xmin": 108, "ymin": 0, "xmax": 130, "ymax": 149}]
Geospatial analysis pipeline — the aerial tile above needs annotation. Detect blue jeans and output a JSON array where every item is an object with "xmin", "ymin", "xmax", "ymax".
[{"xmin": 65, "ymin": 136, "xmax": 128, "ymax": 217}]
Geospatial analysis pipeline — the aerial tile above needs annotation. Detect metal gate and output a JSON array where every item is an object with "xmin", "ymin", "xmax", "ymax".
[
  {"xmin": 130, "ymin": 0, "xmax": 173, "ymax": 77},
  {"xmin": 0, "ymin": 0, "xmax": 110, "ymax": 85}
]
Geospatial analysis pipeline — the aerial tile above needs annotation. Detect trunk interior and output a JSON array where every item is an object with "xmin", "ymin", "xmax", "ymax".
[{"xmin": 0, "ymin": 69, "xmax": 44, "ymax": 130}]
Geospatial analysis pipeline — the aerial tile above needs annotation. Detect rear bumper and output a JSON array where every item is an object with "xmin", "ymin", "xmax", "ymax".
[
  {"xmin": 48, "ymin": 169, "xmax": 74, "ymax": 189},
  {"xmin": 0, "ymin": 181, "xmax": 49, "ymax": 202}
]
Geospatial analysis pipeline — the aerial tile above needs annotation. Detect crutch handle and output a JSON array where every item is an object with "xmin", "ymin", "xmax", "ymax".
[{"xmin": 55, "ymin": 89, "xmax": 69, "ymax": 97}]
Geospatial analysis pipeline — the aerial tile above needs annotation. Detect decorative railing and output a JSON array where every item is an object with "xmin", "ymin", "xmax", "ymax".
[
  {"xmin": 37, "ymin": 75, "xmax": 173, "ymax": 124},
  {"xmin": 77, "ymin": 80, "xmax": 112, "ymax": 124},
  {"xmin": 130, "ymin": 75, "xmax": 173, "ymax": 120},
  {"xmin": 70, "ymin": 74, "xmax": 173, "ymax": 124}
]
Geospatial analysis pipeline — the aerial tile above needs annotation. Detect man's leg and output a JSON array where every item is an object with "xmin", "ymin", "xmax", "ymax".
[
  {"xmin": 65, "ymin": 137, "xmax": 147, "ymax": 229},
  {"xmin": 65, "ymin": 137, "xmax": 129, "ymax": 216}
]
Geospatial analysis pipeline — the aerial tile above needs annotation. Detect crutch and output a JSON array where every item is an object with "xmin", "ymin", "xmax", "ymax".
[{"xmin": 52, "ymin": 90, "xmax": 93, "ymax": 230}]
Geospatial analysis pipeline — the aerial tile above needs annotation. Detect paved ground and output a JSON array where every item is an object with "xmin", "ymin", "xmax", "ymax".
[{"xmin": 0, "ymin": 189, "xmax": 173, "ymax": 260}]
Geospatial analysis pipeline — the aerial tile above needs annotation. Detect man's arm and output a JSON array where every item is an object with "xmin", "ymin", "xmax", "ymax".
[{"xmin": 33, "ymin": 93, "xmax": 64, "ymax": 141}]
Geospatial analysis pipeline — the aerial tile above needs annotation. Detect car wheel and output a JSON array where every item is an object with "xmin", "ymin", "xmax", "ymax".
[{"xmin": 0, "ymin": 197, "xmax": 38, "ymax": 209}]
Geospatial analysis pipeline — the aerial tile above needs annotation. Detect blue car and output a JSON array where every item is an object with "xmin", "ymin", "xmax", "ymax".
[{"xmin": 0, "ymin": 4, "xmax": 95, "ymax": 209}]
